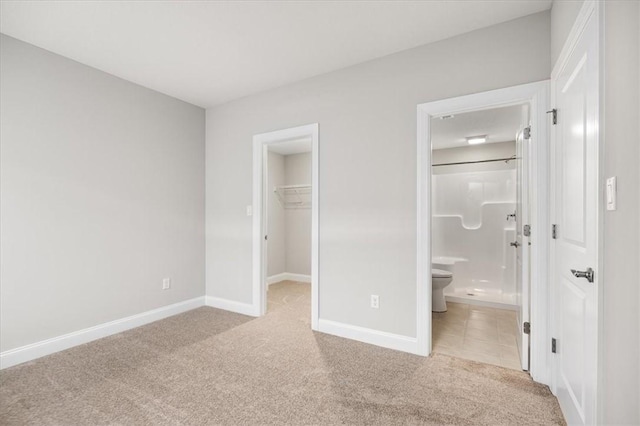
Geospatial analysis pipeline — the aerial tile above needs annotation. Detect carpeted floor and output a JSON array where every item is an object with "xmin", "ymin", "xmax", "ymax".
[{"xmin": 0, "ymin": 281, "xmax": 565, "ymax": 425}]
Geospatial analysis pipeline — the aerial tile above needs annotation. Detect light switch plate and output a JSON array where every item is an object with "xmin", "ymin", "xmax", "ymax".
[
  {"xmin": 606, "ymin": 177, "xmax": 617, "ymax": 211},
  {"xmin": 370, "ymin": 295, "xmax": 379, "ymax": 309},
  {"xmin": 246, "ymin": 205, "xmax": 253, "ymax": 216}
]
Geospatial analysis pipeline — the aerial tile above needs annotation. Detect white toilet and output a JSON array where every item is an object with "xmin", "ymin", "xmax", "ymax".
[{"xmin": 432, "ymin": 268, "xmax": 453, "ymax": 312}]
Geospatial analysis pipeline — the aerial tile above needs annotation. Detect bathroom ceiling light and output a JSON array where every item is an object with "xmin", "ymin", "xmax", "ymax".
[
  {"xmin": 467, "ymin": 136, "xmax": 487, "ymax": 145},
  {"xmin": 439, "ymin": 115, "xmax": 455, "ymax": 120}
]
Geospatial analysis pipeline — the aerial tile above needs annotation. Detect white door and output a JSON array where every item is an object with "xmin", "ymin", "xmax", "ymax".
[
  {"xmin": 514, "ymin": 109, "xmax": 531, "ymax": 371},
  {"xmin": 551, "ymin": 9, "xmax": 599, "ymax": 425}
]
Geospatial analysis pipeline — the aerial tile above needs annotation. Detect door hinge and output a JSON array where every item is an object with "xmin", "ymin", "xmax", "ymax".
[
  {"xmin": 551, "ymin": 338, "xmax": 557, "ymax": 353},
  {"xmin": 523, "ymin": 322, "xmax": 530, "ymax": 335},
  {"xmin": 552, "ymin": 224, "xmax": 558, "ymax": 239},
  {"xmin": 523, "ymin": 224, "xmax": 531, "ymax": 237},
  {"xmin": 547, "ymin": 108, "xmax": 558, "ymax": 125},
  {"xmin": 523, "ymin": 126, "xmax": 531, "ymax": 139}
]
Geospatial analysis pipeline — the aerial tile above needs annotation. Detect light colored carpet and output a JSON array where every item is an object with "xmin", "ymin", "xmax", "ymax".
[{"xmin": 1, "ymin": 281, "xmax": 565, "ymax": 425}]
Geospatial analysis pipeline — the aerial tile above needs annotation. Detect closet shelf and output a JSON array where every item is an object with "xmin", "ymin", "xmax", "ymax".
[{"xmin": 274, "ymin": 184, "xmax": 311, "ymax": 209}]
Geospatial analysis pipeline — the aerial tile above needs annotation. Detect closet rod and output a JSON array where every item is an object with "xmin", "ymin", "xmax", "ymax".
[{"xmin": 432, "ymin": 155, "xmax": 517, "ymax": 167}]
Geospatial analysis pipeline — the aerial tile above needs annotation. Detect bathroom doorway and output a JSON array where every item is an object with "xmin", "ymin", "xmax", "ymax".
[
  {"xmin": 429, "ymin": 104, "xmax": 528, "ymax": 370},
  {"xmin": 416, "ymin": 82, "xmax": 551, "ymax": 384}
]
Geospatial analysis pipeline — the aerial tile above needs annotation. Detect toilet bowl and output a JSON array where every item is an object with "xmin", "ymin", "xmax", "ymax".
[{"xmin": 432, "ymin": 268, "xmax": 453, "ymax": 313}]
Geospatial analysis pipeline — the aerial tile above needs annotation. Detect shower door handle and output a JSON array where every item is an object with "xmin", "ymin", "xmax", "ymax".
[{"xmin": 510, "ymin": 241, "xmax": 520, "ymax": 248}]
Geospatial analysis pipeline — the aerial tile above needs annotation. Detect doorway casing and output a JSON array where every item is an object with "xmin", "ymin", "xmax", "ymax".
[
  {"xmin": 252, "ymin": 123, "xmax": 319, "ymax": 329},
  {"xmin": 416, "ymin": 81, "xmax": 550, "ymax": 384}
]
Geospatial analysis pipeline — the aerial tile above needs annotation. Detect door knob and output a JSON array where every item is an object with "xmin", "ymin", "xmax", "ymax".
[
  {"xmin": 510, "ymin": 241, "xmax": 520, "ymax": 248},
  {"xmin": 571, "ymin": 267, "xmax": 594, "ymax": 283}
]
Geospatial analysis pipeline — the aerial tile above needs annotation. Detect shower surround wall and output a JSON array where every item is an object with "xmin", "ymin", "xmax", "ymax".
[{"xmin": 432, "ymin": 142, "xmax": 517, "ymax": 307}]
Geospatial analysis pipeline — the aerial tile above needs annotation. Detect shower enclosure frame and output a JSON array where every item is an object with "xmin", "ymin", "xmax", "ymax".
[{"xmin": 416, "ymin": 81, "xmax": 551, "ymax": 386}]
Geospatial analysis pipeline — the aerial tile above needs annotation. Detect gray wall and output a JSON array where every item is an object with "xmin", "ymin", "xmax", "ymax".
[
  {"xmin": 0, "ymin": 35, "xmax": 206, "ymax": 352},
  {"xmin": 267, "ymin": 151, "xmax": 286, "ymax": 277},
  {"xmin": 550, "ymin": 0, "xmax": 585, "ymax": 66},
  {"xmin": 600, "ymin": 2, "xmax": 640, "ymax": 424},
  {"xmin": 205, "ymin": 11, "xmax": 550, "ymax": 337},
  {"xmin": 284, "ymin": 153, "xmax": 312, "ymax": 275}
]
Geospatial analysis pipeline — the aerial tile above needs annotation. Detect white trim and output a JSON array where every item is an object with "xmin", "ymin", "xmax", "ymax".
[
  {"xmin": 416, "ymin": 104, "xmax": 431, "ymax": 356},
  {"xmin": 317, "ymin": 319, "xmax": 419, "ymax": 355},
  {"xmin": 267, "ymin": 272, "xmax": 288, "ymax": 285},
  {"xmin": 528, "ymin": 80, "xmax": 551, "ymax": 385},
  {"xmin": 0, "ymin": 297, "xmax": 205, "ymax": 370},
  {"xmin": 267, "ymin": 272, "xmax": 312, "ymax": 285},
  {"xmin": 205, "ymin": 296, "xmax": 259, "ymax": 317},
  {"xmin": 416, "ymin": 81, "xmax": 551, "ymax": 384},
  {"xmin": 253, "ymin": 123, "xmax": 319, "ymax": 330},
  {"xmin": 551, "ymin": 0, "xmax": 597, "ymax": 80},
  {"xmin": 595, "ymin": 3, "xmax": 605, "ymax": 423},
  {"xmin": 311, "ymin": 124, "xmax": 319, "ymax": 331}
]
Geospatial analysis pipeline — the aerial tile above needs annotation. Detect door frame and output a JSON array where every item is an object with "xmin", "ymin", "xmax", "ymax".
[
  {"xmin": 549, "ymin": 0, "xmax": 603, "ymax": 422},
  {"xmin": 252, "ymin": 123, "xmax": 319, "ymax": 330},
  {"xmin": 416, "ymin": 81, "xmax": 551, "ymax": 385}
]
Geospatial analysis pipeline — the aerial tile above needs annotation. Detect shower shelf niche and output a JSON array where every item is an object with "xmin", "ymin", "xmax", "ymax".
[{"xmin": 273, "ymin": 184, "xmax": 311, "ymax": 209}]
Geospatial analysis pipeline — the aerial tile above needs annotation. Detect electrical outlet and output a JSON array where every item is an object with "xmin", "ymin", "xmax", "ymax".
[
  {"xmin": 371, "ymin": 295, "xmax": 379, "ymax": 309},
  {"xmin": 162, "ymin": 278, "xmax": 171, "ymax": 290}
]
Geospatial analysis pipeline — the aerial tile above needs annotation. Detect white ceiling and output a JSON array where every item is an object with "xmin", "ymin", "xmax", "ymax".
[
  {"xmin": 268, "ymin": 137, "xmax": 312, "ymax": 156},
  {"xmin": 0, "ymin": 1, "xmax": 551, "ymax": 108},
  {"xmin": 431, "ymin": 105, "xmax": 524, "ymax": 150}
]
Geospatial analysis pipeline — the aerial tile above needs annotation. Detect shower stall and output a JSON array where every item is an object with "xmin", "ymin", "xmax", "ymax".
[{"xmin": 432, "ymin": 168, "xmax": 517, "ymax": 309}]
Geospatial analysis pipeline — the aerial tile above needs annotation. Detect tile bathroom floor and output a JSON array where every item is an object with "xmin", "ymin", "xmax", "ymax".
[{"xmin": 432, "ymin": 302, "xmax": 522, "ymax": 370}]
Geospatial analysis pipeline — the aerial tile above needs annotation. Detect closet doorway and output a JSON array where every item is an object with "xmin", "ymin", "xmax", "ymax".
[{"xmin": 252, "ymin": 124, "xmax": 319, "ymax": 329}]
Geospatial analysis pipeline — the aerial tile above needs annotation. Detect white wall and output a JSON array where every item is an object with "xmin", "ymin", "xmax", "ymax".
[
  {"xmin": 0, "ymin": 35, "xmax": 206, "ymax": 352},
  {"xmin": 284, "ymin": 152, "xmax": 312, "ymax": 276},
  {"xmin": 267, "ymin": 151, "xmax": 286, "ymax": 277},
  {"xmin": 550, "ymin": 0, "xmax": 585, "ymax": 66},
  {"xmin": 205, "ymin": 11, "xmax": 550, "ymax": 337},
  {"xmin": 600, "ymin": 1, "xmax": 640, "ymax": 424}
]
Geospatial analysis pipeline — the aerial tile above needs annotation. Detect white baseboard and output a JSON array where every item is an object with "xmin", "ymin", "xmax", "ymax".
[
  {"xmin": 317, "ymin": 319, "xmax": 420, "ymax": 355},
  {"xmin": 267, "ymin": 272, "xmax": 311, "ymax": 285},
  {"xmin": 267, "ymin": 273, "xmax": 288, "ymax": 285},
  {"xmin": 0, "ymin": 296, "xmax": 206, "ymax": 370},
  {"xmin": 205, "ymin": 296, "xmax": 259, "ymax": 317}
]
